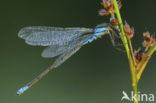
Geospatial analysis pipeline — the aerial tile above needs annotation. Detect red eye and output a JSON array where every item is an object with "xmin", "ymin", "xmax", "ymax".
[{"xmin": 110, "ymin": 18, "xmax": 118, "ymax": 26}]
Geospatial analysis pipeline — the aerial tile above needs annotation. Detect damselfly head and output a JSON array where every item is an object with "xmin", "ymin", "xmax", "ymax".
[{"xmin": 110, "ymin": 18, "xmax": 118, "ymax": 26}]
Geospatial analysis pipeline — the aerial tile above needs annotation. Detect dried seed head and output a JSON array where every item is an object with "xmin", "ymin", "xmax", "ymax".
[
  {"xmin": 143, "ymin": 32, "xmax": 156, "ymax": 48},
  {"xmin": 124, "ymin": 21, "xmax": 134, "ymax": 40},
  {"xmin": 143, "ymin": 32, "xmax": 151, "ymax": 42},
  {"xmin": 124, "ymin": 21, "xmax": 131, "ymax": 34},
  {"xmin": 99, "ymin": 0, "xmax": 121, "ymax": 16},
  {"xmin": 130, "ymin": 27, "xmax": 135, "ymax": 35},
  {"xmin": 102, "ymin": 0, "xmax": 113, "ymax": 11},
  {"xmin": 99, "ymin": 9, "xmax": 109, "ymax": 16},
  {"xmin": 134, "ymin": 48, "xmax": 143, "ymax": 63}
]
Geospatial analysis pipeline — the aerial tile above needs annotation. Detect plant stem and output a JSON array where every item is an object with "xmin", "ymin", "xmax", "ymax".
[
  {"xmin": 133, "ymin": 83, "xmax": 138, "ymax": 103},
  {"xmin": 112, "ymin": 0, "xmax": 130, "ymax": 59},
  {"xmin": 128, "ymin": 39, "xmax": 136, "ymax": 66},
  {"xmin": 112, "ymin": 0, "xmax": 138, "ymax": 103},
  {"xmin": 129, "ymin": 55, "xmax": 138, "ymax": 103}
]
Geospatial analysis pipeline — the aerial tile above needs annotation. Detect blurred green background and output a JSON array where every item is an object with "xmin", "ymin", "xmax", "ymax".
[{"xmin": 1, "ymin": 0, "xmax": 156, "ymax": 103}]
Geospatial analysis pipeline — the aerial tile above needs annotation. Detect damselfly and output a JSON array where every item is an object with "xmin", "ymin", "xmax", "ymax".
[{"xmin": 17, "ymin": 23, "xmax": 118, "ymax": 96}]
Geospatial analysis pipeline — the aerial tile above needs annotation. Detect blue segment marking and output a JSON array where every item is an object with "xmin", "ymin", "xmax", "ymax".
[
  {"xmin": 94, "ymin": 27, "xmax": 107, "ymax": 35},
  {"xmin": 17, "ymin": 85, "xmax": 29, "ymax": 95},
  {"xmin": 83, "ymin": 27, "xmax": 107, "ymax": 44}
]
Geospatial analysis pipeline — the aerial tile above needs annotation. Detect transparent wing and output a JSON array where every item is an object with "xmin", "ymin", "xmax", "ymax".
[
  {"xmin": 18, "ymin": 26, "xmax": 93, "ymax": 46},
  {"xmin": 41, "ymin": 34, "xmax": 93, "ymax": 58},
  {"xmin": 41, "ymin": 44, "xmax": 69, "ymax": 58},
  {"xmin": 53, "ymin": 34, "xmax": 94, "ymax": 67},
  {"xmin": 54, "ymin": 46, "xmax": 81, "ymax": 68}
]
